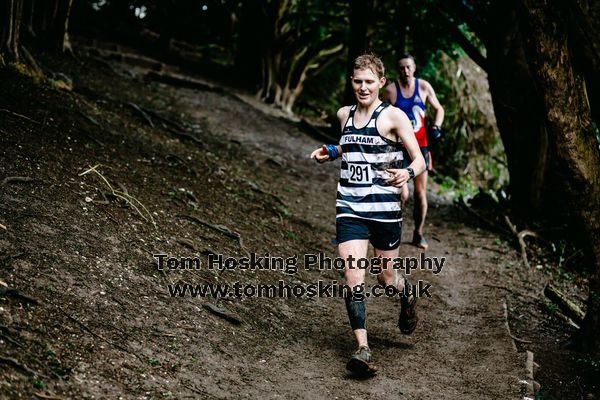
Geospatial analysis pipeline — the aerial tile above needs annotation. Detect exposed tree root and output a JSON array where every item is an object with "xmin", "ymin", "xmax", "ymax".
[
  {"xmin": 0, "ymin": 108, "xmax": 40, "ymax": 124},
  {"xmin": 0, "ymin": 324, "xmax": 24, "ymax": 347},
  {"xmin": 126, "ymin": 102, "xmax": 154, "ymax": 127},
  {"xmin": 53, "ymin": 305, "xmax": 142, "ymax": 361},
  {"xmin": 0, "ymin": 286, "xmax": 38, "ymax": 304},
  {"xmin": 2, "ymin": 176, "xmax": 34, "ymax": 185},
  {"xmin": 144, "ymin": 71, "xmax": 219, "ymax": 92},
  {"xmin": 508, "ymin": 332, "xmax": 533, "ymax": 344},
  {"xmin": 544, "ymin": 284, "xmax": 585, "ymax": 325},
  {"xmin": 202, "ymin": 303, "xmax": 243, "ymax": 325},
  {"xmin": 0, "ymin": 356, "xmax": 48, "ymax": 378},
  {"xmin": 34, "ymin": 392, "xmax": 66, "ymax": 400},
  {"xmin": 504, "ymin": 215, "xmax": 538, "ymax": 268},
  {"xmin": 178, "ymin": 214, "xmax": 249, "ymax": 256}
]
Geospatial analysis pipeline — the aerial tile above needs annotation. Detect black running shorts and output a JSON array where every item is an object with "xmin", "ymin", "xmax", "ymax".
[{"xmin": 336, "ymin": 217, "xmax": 403, "ymax": 250}]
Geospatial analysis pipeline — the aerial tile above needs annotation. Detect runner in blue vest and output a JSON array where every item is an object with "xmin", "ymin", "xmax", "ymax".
[
  {"xmin": 311, "ymin": 54, "xmax": 425, "ymax": 375},
  {"xmin": 385, "ymin": 53, "xmax": 445, "ymax": 250}
]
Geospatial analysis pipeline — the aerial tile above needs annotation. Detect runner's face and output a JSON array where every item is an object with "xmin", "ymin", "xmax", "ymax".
[
  {"xmin": 397, "ymin": 58, "xmax": 415, "ymax": 84},
  {"xmin": 351, "ymin": 68, "xmax": 385, "ymax": 107}
]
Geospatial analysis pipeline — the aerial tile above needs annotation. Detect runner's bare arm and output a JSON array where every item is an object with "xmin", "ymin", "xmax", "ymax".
[
  {"xmin": 383, "ymin": 108, "xmax": 425, "ymax": 187},
  {"xmin": 384, "ymin": 83, "xmax": 397, "ymax": 105},
  {"xmin": 421, "ymin": 80, "xmax": 444, "ymax": 128}
]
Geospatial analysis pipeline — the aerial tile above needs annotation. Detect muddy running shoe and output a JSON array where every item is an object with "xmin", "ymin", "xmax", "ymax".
[
  {"xmin": 346, "ymin": 346, "xmax": 378, "ymax": 375},
  {"xmin": 412, "ymin": 232, "xmax": 429, "ymax": 250},
  {"xmin": 399, "ymin": 279, "xmax": 419, "ymax": 335}
]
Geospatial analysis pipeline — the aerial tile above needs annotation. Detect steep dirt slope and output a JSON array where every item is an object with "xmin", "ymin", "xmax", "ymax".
[{"xmin": 0, "ymin": 47, "xmax": 532, "ymax": 399}]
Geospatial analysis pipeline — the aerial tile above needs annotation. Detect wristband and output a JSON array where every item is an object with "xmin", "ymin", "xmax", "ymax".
[{"xmin": 325, "ymin": 144, "xmax": 339, "ymax": 161}]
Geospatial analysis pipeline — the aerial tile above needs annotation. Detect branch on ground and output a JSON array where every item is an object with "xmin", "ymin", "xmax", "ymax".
[{"xmin": 79, "ymin": 164, "xmax": 156, "ymax": 227}]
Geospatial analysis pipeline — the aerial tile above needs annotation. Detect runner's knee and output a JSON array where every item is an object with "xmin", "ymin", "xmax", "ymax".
[{"xmin": 344, "ymin": 269, "xmax": 364, "ymax": 288}]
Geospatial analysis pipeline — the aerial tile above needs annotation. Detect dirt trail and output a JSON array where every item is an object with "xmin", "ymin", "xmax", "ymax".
[{"xmin": 0, "ymin": 45, "xmax": 530, "ymax": 399}]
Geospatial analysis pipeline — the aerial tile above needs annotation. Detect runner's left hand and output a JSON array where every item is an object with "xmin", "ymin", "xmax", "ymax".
[
  {"xmin": 431, "ymin": 126, "xmax": 443, "ymax": 141},
  {"xmin": 385, "ymin": 168, "xmax": 410, "ymax": 187}
]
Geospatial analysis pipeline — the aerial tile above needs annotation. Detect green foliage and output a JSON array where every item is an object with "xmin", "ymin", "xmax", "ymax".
[
  {"xmin": 285, "ymin": 231, "xmax": 298, "ymax": 241},
  {"xmin": 42, "ymin": 348, "xmax": 56, "ymax": 359},
  {"xmin": 542, "ymin": 301, "xmax": 558, "ymax": 314},
  {"xmin": 437, "ymin": 175, "xmax": 478, "ymax": 199},
  {"xmin": 297, "ymin": 60, "xmax": 346, "ymax": 117},
  {"xmin": 277, "ymin": 206, "xmax": 291, "ymax": 218},
  {"xmin": 32, "ymin": 379, "xmax": 44, "ymax": 389},
  {"xmin": 419, "ymin": 52, "xmax": 508, "ymax": 194},
  {"xmin": 4, "ymin": 62, "xmax": 43, "ymax": 85},
  {"xmin": 590, "ymin": 290, "xmax": 600, "ymax": 306}
]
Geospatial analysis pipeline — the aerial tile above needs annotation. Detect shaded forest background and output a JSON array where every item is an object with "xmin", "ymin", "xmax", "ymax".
[{"xmin": 2, "ymin": 0, "xmax": 600, "ymax": 357}]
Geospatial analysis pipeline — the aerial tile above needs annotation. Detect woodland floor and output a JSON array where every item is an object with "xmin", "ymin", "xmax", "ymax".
[{"xmin": 0, "ymin": 40, "xmax": 596, "ymax": 399}]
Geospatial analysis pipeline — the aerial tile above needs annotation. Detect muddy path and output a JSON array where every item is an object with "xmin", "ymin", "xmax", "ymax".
[{"xmin": 0, "ymin": 43, "xmax": 536, "ymax": 399}]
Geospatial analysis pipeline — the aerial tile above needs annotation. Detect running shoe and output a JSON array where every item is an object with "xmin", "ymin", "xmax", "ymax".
[
  {"xmin": 346, "ymin": 345, "xmax": 378, "ymax": 375},
  {"xmin": 399, "ymin": 279, "xmax": 419, "ymax": 334}
]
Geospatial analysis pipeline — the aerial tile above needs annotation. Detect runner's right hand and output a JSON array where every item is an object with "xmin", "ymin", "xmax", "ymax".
[{"xmin": 310, "ymin": 145, "xmax": 330, "ymax": 164}]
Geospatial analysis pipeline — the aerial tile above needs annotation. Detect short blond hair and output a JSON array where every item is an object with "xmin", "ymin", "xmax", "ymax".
[{"xmin": 353, "ymin": 53, "xmax": 385, "ymax": 78}]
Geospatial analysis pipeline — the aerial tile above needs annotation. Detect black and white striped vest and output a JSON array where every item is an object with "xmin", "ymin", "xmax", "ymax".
[{"xmin": 336, "ymin": 102, "xmax": 404, "ymax": 222}]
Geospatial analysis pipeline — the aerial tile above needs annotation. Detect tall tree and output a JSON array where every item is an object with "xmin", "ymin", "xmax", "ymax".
[
  {"xmin": 0, "ymin": 0, "xmax": 24, "ymax": 63},
  {"xmin": 435, "ymin": 0, "xmax": 600, "ymax": 353},
  {"xmin": 236, "ymin": 0, "xmax": 346, "ymax": 114},
  {"xmin": 1, "ymin": 0, "xmax": 73, "ymax": 64},
  {"xmin": 49, "ymin": 0, "xmax": 73, "ymax": 52},
  {"xmin": 518, "ymin": 0, "xmax": 600, "ymax": 355},
  {"xmin": 436, "ymin": 0, "xmax": 558, "ymax": 216},
  {"xmin": 560, "ymin": 0, "xmax": 600, "ymax": 130}
]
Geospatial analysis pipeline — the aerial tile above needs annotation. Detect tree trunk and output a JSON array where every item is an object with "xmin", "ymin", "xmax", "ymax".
[
  {"xmin": 481, "ymin": 0, "xmax": 560, "ymax": 216},
  {"xmin": 253, "ymin": 0, "xmax": 344, "ymax": 114},
  {"xmin": 561, "ymin": 0, "xmax": 600, "ymax": 127},
  {"xmin": 255, "ymin": 0, "xmax": 286, "ymax": 103},
  {"xmin": 0, "ymin": 0, "xmax": 24, "ymax": 63},
  {"xmin": 49, "ymin": 0, "xmax": 72, "ymax": 52},
  {"xmin": 438, "ymin": 0, "xmax": 564, "ymax": 218},
  {"xmin": 519, "ymin": 0, "xmax": 600, "ymax": 355},
  {"xmin": 33, "ymin": 0, "xmax": 58, "ymax": 37},
  {"xmin": 22, "ymin": 0, "xmax": 35, "ymax": 39},
  {"xmin": 278, "ymin": 40, "xmax": 343, "ymax": 114}
]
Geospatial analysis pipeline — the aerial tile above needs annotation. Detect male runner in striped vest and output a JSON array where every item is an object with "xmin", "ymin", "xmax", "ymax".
[{"xmin": 311, "ymin": 54, "xmax": 425, "ymax": 374}]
